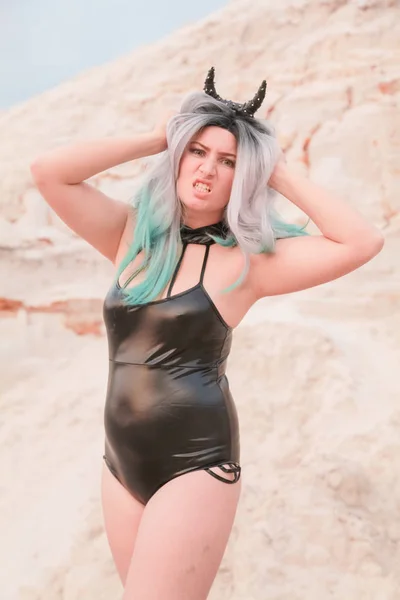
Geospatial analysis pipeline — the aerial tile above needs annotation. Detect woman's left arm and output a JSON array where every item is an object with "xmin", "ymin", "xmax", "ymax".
[{"xmin": 249, "ymin": 162, "xmax": 385, "ymax": 299}]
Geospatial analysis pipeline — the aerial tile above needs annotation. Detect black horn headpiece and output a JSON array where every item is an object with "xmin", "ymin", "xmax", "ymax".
[{"xmin": 203, "ymin": 66, "xmax": 267, "ymax": 118}]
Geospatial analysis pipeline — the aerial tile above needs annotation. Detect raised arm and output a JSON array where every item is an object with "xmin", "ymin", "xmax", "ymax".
[
  {"xmin": 30, "ymin": 132, "xmax": 166, "ymax": 263},
  {"xmin": 249, "ymin": 161, "xmax": 385, "ymax": 298}
]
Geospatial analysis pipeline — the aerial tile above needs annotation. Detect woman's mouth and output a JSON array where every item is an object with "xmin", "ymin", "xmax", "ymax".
[{"xmin": 193, "ymin": 181, "xmax": 212, "ymax": 194}]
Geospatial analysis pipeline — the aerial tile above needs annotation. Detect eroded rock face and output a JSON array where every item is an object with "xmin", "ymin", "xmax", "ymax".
[{"xmin": 1, "ymin": 1, "xmax": 399, "ymax": 599}]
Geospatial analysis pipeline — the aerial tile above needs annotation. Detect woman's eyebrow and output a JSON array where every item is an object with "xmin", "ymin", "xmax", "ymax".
[{"xmin": 191, "ymin": 141, "xmax": 236, "ymax": 159}]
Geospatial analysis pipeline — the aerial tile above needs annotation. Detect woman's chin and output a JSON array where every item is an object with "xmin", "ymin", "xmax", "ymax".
[
  {"xmin": 182, "ymin": 196, "xmax": 210, "ymax": 209},
  {"xmin": 180, "ymin": 190, "xmax": 227, "ymax": 213}
]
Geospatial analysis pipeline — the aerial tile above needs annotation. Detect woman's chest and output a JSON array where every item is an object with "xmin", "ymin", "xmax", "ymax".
[{"xmin": 117, "ymin": 243, "xmax": 257, "ymax": 329}]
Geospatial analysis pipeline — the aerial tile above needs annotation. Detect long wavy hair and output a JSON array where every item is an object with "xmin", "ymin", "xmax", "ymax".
[{"xmin": 117, "ymin": 91, "xmax": 309, "ymax": 305}]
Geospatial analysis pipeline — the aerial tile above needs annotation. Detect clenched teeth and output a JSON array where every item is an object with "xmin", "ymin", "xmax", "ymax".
[{"xmin": 194, "ymin": 183, "xmax": 211, "ymax": 192}]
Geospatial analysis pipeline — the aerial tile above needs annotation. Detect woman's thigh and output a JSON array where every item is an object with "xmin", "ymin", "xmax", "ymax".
[
  {"xmin": 122, "ymin": 467, "xmax": 242, "ymax": 600},
  {"xmin": 100, "ymin": 462, "xmax": 145, "ymax": 585}
]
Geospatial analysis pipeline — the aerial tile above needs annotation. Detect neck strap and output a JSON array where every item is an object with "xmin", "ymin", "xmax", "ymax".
[{"xmin": 180, "ymin": 220, "xmax": 229, "ymax": 245}]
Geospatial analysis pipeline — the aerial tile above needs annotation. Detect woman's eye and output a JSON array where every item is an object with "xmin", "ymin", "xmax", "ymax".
[
  {"xmin": 189, "ymin": 148, "xmax": 235, "ymax": 167},
  {"xmin": 223, "ymin": 159, "xmax": 235, "ymax": 168},
  {"xmin": 190, "ymin": 148, "xmax": 204, "ymax": 156}
]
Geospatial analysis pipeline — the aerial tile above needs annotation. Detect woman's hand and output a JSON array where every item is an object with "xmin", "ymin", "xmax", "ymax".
[
  {"xmin": 268, "ymin": 151, "xmax": 288, "ymax": 191},
  {"xmin": 152, "ymin": 109, "xmax": 178, "ymax": 151}
]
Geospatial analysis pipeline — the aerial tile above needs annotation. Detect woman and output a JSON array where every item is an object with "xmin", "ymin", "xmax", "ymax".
[{"xmin": 30, "ymin": 67, "xmax": 384, "ymax": 600}]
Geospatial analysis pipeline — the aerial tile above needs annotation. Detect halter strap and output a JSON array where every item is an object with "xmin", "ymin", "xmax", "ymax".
[
  {"xmin": 167, "ymin": 242, "xmax": 188, "ymax": 297},
  {"xmin": 199, "ymin": 244, "xmax": 210, "ymax": 285},
  {"xmin": 167, "ymin": 242, "xmax": 211, "ymax": 297}
]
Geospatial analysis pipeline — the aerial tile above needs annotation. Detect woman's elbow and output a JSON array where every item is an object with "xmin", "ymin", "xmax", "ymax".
[
  {"xmin": 369, "ymin": 231, "xmax": 385, "ymax": 255},
  {"xmin": 30, "ymin": 159, "xmax": 53, "ymax": 186},
  {"xmin": 358, "ymin": 230, "xmax": 385, "ymax": 262}
]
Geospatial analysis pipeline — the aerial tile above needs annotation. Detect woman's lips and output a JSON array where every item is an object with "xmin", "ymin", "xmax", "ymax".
[
  {"xmin": 193, "ymin": 184, "xmax": 212, "ymax": 198},
  {"xmin": 193, "ymin": 180, "xmax": 212, "ymax": 192}
]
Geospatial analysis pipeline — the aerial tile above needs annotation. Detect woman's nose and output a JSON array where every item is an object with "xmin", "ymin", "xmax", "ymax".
[{"xmin": 199, "ymin": 158, "xmax": 216, "ymax": 176}]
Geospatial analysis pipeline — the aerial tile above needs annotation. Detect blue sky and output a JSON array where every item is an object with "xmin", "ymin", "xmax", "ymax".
[{"xmin": 0, "ymin": 0, "xmax": 227, "ymax": 108}]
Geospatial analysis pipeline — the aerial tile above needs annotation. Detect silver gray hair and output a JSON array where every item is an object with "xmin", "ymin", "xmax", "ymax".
[{"xmin": 128, "ymin": 91, "xmax": 306, "ymax": 292}]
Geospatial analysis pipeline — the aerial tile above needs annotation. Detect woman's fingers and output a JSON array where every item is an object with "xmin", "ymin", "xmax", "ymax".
[{"xmin": 152, "ymin": 109, "xmax": 178, "ymax": 144}]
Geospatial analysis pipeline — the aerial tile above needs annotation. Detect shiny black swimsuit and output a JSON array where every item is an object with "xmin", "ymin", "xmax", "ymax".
[{"xmin": 102, "ymin": 221, "xmax": 241, "ymax": 505}]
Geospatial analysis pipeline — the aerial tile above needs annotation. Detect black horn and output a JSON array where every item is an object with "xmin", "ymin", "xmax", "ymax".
[
  {"xmin": 203, "ymin": 66, "xmax": 267, "ymax": 118},
  {"xmin": 203, "ymin": 67, "xmax": 223, "ymax": 102},
  {"xmin": 242, "ymin": 80, "xmax": 267, "ymax": 117}
]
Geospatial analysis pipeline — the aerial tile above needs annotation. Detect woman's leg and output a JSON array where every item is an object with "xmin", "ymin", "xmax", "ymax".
[
  {"xmin": 122, "ymin": 466, "xmax": 242, "ymax": 600},
  {"xmin": 100, "ymin": 462, "xmax": 145, "ymax": 585}
]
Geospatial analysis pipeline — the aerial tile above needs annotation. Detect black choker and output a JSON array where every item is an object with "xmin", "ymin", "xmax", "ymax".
[{"xmin": 180, "ymin": 221, "xmax": 229, "ymax": 245}]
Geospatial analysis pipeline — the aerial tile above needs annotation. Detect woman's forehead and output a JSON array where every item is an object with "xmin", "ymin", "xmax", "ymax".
[{"xmin": 191, "ymin": 126, "xmax": 237, "ymax": 153}]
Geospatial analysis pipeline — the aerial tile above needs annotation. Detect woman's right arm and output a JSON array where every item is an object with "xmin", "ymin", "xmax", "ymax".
[{"xmin": 30, "ymin": 133, "xmax": 166, "ymax": 263}]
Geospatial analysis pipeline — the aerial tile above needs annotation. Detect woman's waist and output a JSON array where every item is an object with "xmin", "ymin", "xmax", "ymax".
[
  {"xmin": 105, "ymin": 361, "xmax": 232, "ymax": 411},
  {"xmin": 107, "ymin": 347, "xmax": 229, "ymax": 374}
]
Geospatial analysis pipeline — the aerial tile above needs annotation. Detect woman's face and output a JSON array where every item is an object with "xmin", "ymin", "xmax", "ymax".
[{"xmin": 176, "ymin": 126, "xmax": 237, "ymax": 225}]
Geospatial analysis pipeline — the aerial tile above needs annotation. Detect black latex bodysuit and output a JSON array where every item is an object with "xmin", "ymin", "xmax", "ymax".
[{"xmin": 102, "ymin": 221, "xmax": 241, "ymax": 505}]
